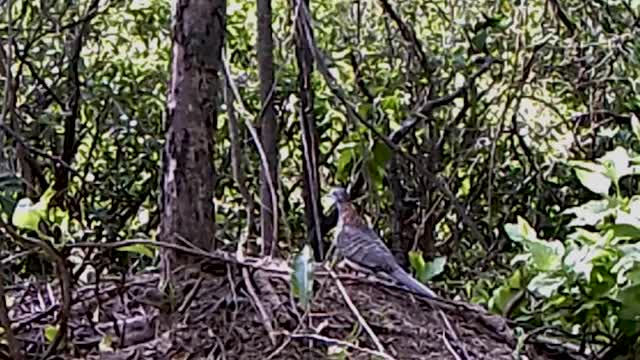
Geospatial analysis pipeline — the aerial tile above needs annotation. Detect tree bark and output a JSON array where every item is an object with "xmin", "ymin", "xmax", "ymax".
[
  {"xmin": 159, "ymin": 0, "xmax": 225, "ymax": 269},
  {"xmin": 257, "ymin": 0, "xmax": 278, "ymax": 257},
  {"xmin": 293, "ymin": 0, "xmax": 323, "ymax": 260}
]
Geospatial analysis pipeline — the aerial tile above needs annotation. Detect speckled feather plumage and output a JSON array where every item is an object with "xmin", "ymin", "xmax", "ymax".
[{"xmin": 331, "ymin": 189, "xmax": 437, "ymax": 298}]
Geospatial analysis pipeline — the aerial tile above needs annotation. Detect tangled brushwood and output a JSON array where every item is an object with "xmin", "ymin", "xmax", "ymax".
[{"xmin": 2, "ymin": 251, "xmax": 586, "ymax": 360}]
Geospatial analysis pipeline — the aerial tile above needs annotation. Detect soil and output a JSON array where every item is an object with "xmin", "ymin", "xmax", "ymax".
[{"xmin": 2, "ymin": 255, "xmax": 586, "ymax": 360}]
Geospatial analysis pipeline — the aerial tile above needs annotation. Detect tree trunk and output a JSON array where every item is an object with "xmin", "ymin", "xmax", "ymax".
[
  {"xmin": 159, "ymin": 0, "xmax": 225, "ymax": 271},
  {"xmin": 293, "ymin": 0, "xmax": 323, "ymax": 260},
  {"xmin": 257, "ymin": 0, "xmax": 278, "ymax": 257}
]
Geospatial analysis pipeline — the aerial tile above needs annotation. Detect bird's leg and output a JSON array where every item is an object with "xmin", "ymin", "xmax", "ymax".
[{"xmin": 322, "ymin": 242, "xmax": 339, "ymax": 269}]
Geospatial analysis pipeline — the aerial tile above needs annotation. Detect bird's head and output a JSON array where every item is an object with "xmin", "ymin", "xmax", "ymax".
[{"xmin": 328, "ymin": 187, "xmax": 350, "ymax": 205}]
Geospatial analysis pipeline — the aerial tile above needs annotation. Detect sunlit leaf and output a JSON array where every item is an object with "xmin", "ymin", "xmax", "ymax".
[
  {"xmin": 563, "ymin": 199, "xmax": 613, "ymax": 227},
  {"xmin": 600, "ymin": 146, "xmax": 632, "ymax": 182},
  {"xmin": 527, "ymin": 273, "xmax": 565, "ymax": 298},
  {"xmin": 423, "ymin": 256, "xmax": 446, "ymax": 281},
  {"xmin": 116, "ymin": 244, "xmax": 155, "ymax": 258},
  {"xmin": 11, "ymin": 198, "xmax": 44, "ymax": 232},
  {"xmin": 527, "ymin": 237, "xmax": 565, "ymax": 271},
  {"xmin": 574, "ymin": 168, "xmax": 611, "ymax": 195},
  {"xmin": 44, "ymin": 324, "xmax": 59, "ymax": 343},
  {"xmin": 504, "ymin": 222, "xmax": 523, "ymax": 243},
  {"xmin": 408, "ymin": 250, "xmax": 427, "ymax": 283}
]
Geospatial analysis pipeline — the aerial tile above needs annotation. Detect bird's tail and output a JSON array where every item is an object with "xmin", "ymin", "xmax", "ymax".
[{"xmin": 390, "ymin": 267, "xmax": 437, "ymax": 299}]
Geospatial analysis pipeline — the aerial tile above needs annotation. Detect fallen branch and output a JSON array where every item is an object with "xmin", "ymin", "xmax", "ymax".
[
  {"xmin": 326, "ymin": 267, "xmax": 391, "ymax": 358},
  {"xmin": 286, "ymin": 332, "xmax": 395, "ymax": 360}
]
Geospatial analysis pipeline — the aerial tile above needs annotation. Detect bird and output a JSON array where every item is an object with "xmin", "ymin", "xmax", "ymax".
[{"xmin": 328, "ymin": 187, "xmax": 437, "ymax": 299}]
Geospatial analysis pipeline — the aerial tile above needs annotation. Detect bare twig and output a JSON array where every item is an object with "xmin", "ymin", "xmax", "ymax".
[
  {"xmin": 326, "ymin": 267, "xmax": 391, "ymax": 358},
  {"xmin": 286, "ymin": 332, "xmax": 395, "ymax": 360},
  {"xmin": 292, "ymin": 0, "xmax": 324, "ymax": 259},
  {"xmin": 0, "ymin": 0, "xmax": 14, "ymax": 161},
  {"xmin": 439, "ymin": 310, "xmax": 469, "ymax": 360},
  {"xmin": 1, "ymin": 221, "xmax": 71, "ymax": 358},
  {"xmin": 222, "ymin": 49, "xmax": 279, "ymax": 256},
  {"xmin": 223, "ymin": 81, "xmax": 255, "ymax": 239},
  {"xmin": 442, "ymin": 331, "xmax": 463, "ymax": 360},
  {"xmin": 0, "ymin": 265, "xmax": 22, "ymax": 360},
  {"xmin": 241, "ymin": 268, "xmax": 276, "ymax": 345}
]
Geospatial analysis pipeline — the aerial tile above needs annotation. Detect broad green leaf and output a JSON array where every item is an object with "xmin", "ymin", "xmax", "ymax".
[
  {"xmin": 574, "ymin": 168, "xmax": 610, "ymax": 195},
  {"xmin": 568, "ymin": 160, "xmax": 606, "ymax": 174},
  {"xmin": 600, "ymin": 146, "xmax": 632, "ymax": 182},
  {"xmin": 527, "ymin": 273, "xmax": 565, "ymax": 298},
  {"xmin": 567, "ymin": 228, "xmax": 606, "ymax": 245},
  {"xmin": 517, "ymin": 216, "xmax": 538, "ymax": 242},
  {"xmin": 423, "ymin": 256, "xmax": 447, "ymax": 281},
  {"xmin": 619, "ymin": 284, "xmax": 640, "ymax": 321},
  {"xmin": 116, "ymin": 244, "xmax": 155, "ymax": 258},
  {"xmin": 507, "ymin": 268, "xmax": 523, "ymax": 288},
  {"xmin": 12, "ymin": 198, "xmax": 45, "ymax": 232},
  {"xmin": 44, "ymin": 324, "xmax": 59, "ymax": 343},
  {"xmin": 527, "ymin": 237, "xmax": 565, "ymax": 271},
  {"xmin": 504, "ymin": 223, "xmax": 523, "ymax": 243},
  {"xmin": 371, "ymin": 141, "xmax": 393, "ymax": 167},
  {"xmin": 563, "ymin": 199, "xmax": 613, "ymax": 227},
  {"xmin": 471, "ymin": 30, "xmax": 487, "ymax": 50},
  {"xmin": 291, "ymin": 244, "xmax": 314, "ymax": 307},
  {"xmin": 408, "ymin": 250, "xmax": 427, "ymax": 283},
  {"xmin": 336, "ymin": 148, "xmax": 353, "ymax": 176},
  {"xmin": 489, "ymin": 284, "xmax": 517, "ymax": 314},
  {"xmin": 564, "ymin": 246, "xmax": 607, "ymax": 280}
]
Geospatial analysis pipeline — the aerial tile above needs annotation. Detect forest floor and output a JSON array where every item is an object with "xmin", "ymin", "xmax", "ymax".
[{"xmin": 5, "ymin": 254, "xmax": 586, "ymax": 360}]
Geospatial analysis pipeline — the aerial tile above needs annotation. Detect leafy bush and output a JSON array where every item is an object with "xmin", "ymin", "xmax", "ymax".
[{"xmin": 491, "ymin": 133, "xmax": 640, "ymax": 347}]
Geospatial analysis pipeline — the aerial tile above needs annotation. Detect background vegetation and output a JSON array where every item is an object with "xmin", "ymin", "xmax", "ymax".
[{"xmin": 2, "ymin": 0, "xmax": 640, "ymax": 357}]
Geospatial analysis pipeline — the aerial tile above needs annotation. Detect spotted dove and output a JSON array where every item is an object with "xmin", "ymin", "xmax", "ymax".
[{"xmin": 328, "ymin": 187, "xmax": 437, "ymax": 298}]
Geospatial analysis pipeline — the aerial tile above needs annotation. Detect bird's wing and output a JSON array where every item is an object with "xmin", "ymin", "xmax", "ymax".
[{"xmin": 336, "ymin": 224, "xmax": 398, "ymax": 273}]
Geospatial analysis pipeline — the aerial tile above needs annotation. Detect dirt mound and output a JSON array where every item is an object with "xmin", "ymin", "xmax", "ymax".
[{"xmin": 3, "ymin": 255, "xmax": 579, "ymax": 359}]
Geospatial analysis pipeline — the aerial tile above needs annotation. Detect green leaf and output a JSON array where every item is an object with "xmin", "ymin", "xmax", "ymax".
[
  {"xmin": 372, "ymin": 141, "xmax": 393, "ymax": 167},
  {"xmin": 423, "ymin": 256, "xmax": 447, "ymax": 281},
  {"xmin": 567, "ymin": 228, "xmax": 607, "ymax": 245},
  {"xmin": 471, "ymin": 30, "xmax": 488, "ymax": 50},
  {"xmin": 291, "ymin": 244, "xmax": 314, "ymax": 307},
  {"xmin": 44, "ymin": 324, "xmax": 59, "ymax": 343},
  {"xmin": 504, "ymin": 222, "xmax": 523, "ymax": 243},
  {"xmin": 574, "ymin": 168, "xmax": 611, "ymax": 195},
  {"xmin": 517, "ymin": 216, "xmax": 538, "ymax": 242},
  {"xmin": 600, "ymin": 146, "xmax": 632, "ymax": 182},
  {"xmin": 563, "ymin": 199, "xmax": 613, "ymax": 227},
  {"xmin": 564, "ymin": 246, "xmax": 607, "ymax": 280},
  {"xmin": 619, "ymin": 284, "xmax": 640, "ymax": 321},
  {"xmin": 527, "ymin": 273, "xmax": 565, "ymax": 298},
  {"xmin": 336, "ymin": 148, "xmax": 353, "ymax": 176},
  {"xmin": 489, "ymin": 284, "xmax": 517, "ymax": 314},
  {"xmin": 12, "ymin": 198, "xmax": 46, "ymax": 232},
  {"xmin": 527, "ymin": 237, "xmax": 565, "ymax": 271},
  {"xmin": 116, "ymin": 244, "xmax": 155, "ymax": 258},
  {"xmin": 408, "ymin": 250, "xmax": 427, "ymax": 283}
]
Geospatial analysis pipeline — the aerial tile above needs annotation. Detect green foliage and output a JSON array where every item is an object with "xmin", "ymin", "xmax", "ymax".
[
  {"xmin": 115, "ymin": 243, "xmax": 155, "ymax": 258},
  {"xmin": 494, "ymin": 146, "xmax": 640, "ymax": 346},
  {"xmin": 408, "ymin": 251, "xmax": 446, "ymax": 283},
  {"xmin": 43, "ymin": 324, "xmax": 59, "ymax": 343},
  {"xmin": 291, "ymin": 244, "xmax": 315, "ymax": 307}
]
